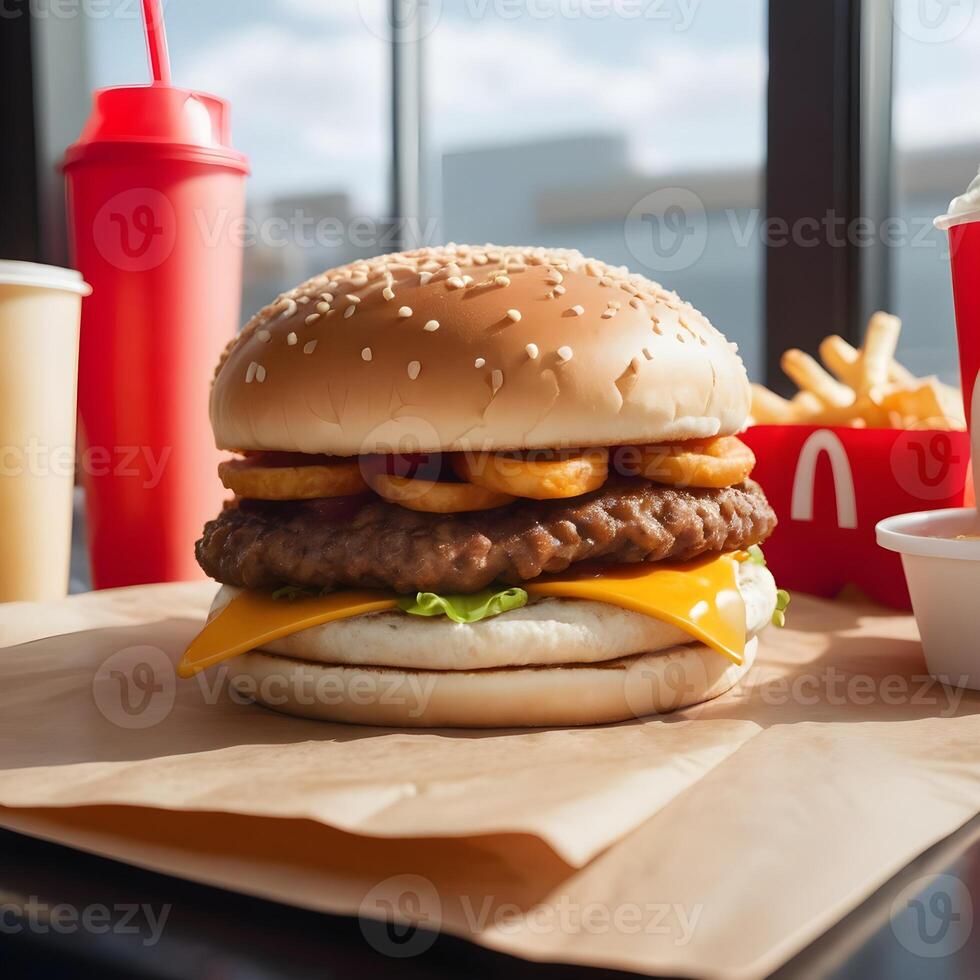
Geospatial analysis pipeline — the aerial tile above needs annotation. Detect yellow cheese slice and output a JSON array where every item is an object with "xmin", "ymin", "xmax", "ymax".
[
  {"xmin": 178, "ymin": 553, "xmax": 746, "ymax": 678},
  {"xmin": 178, "ymin": 590, "xmax": 399, "ymax": 678},
  {"xmin": 526, "ymin": 553, "xmax": 746, "ymax": 664}
]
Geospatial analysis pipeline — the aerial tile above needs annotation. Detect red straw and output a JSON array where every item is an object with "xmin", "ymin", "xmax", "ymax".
[{"xmin": 141, "ymin": 0, "xmax": 172, "ymax": 85}]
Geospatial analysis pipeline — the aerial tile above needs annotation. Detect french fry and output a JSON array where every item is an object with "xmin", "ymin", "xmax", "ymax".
[
  {"xmin": 820, "ymin": 334, "xmax": 916, "ymax": 388},
  {"xmin": 880, "ymin": 379, "xmax": 961, "ymax": 430},
  {"xmin": 751, "ymin": 313, "xmax": 965, "ymax": 430},
  {"xmin": 806, "ymin": 395, "xmax": 878, "ymax": 427},
  {"xmin": 781, "ymin": 349, "xmax": 855, "ymax": 408},
  {"xmin": 857, "ymin": 312, "xmax": 901, "ymax": 395},
  {"xmin": 790, "ymin": 391, "xmax": 823, "ymax": 420},
  {"xmin": 750, "ymin": 384, "xmax": 797, "ymax": 424},
  {"xmin": 818, "ymin": 336, "xmax": 862, "ymax": 388}
]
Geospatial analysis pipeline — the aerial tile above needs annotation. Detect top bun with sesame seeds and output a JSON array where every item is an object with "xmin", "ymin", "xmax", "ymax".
[{"xmin": 209, "ymin": 244, "xmax": 751, "ymax": 455}]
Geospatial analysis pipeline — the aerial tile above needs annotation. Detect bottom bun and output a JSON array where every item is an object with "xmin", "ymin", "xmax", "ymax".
[{"xmin": 225, "ymin": 637, "xmax": 757, "ymax": 729}]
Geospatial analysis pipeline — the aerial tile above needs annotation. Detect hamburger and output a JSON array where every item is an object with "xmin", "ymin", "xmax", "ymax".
[{"xmin": 180, "ymin": 245, "xmax": 781, "ymax": 727}]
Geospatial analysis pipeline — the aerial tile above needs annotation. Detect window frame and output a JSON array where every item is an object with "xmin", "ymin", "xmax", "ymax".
[
  {"xmin": 0, "ymin": 6, "xmax": 41, "ymax": 262},
  {"xmin": 9, "ymin": 0, "xmax": 896, "ymax": 383},
  {"xmin": 765, "ymin": 0, "xmax": 894, "ymax": 389}
]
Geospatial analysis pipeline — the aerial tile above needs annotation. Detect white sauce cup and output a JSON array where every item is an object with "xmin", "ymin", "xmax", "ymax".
[{"xmin": 877, "ymin": 508, "xmax": 980, "ymax": 690}]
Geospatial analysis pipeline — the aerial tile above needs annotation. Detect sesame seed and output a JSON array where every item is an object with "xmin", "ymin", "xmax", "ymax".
[
  {"xmin": 570, "ymin": 305, "xmax": 585, "ymax": 317},
  {"xmin": 399, "ymin": 306, "xmax": 413, "ymax": 319},
  {"xmin": 475, "ymin": 357, "xmax": 486, "ymax": 369},
  {"xmin": 419, "ymin": 271, "xmax": 433, "ymax": 285},
  {"xmin": 525, "ymin": 343, "xmax": 539, "ymax": 359},
  {"xmin": 553, "ymin": 284, "xmax": 566, "ymax": 296},
  {"xmin": 407, "ymin": 360, "xmax": 421, "ymax": 380},
  {"xmin": 256, "ymin": 329, "xmax": 271, "ymax": 343},
  {"xmin": 297, "ymin": 296, "xmax": 310, "ymax": 305},
  {"xmin": 557, "ymin": 346, "xmax": 574, "ymax": 362},
  {"xmin": 447, "ymin": 277, "xmax": 465, "ymax": 289},
  {"xmin": 303, "ymin": 340, "xmax": 318, "ymax": 355},
  {"xmin": 287, "ymin": 332, "xmax": 298, "ymax": 346},
  {"xmin": 344, "ymin": 305, "xmax": 357, "ymax": 319},
  {"xmin": 424, "ymin": 320, "xmax": 440, "ymax": 332},
  {"xmin": 305, "ymin": 313, "xmax": 321, "ymax": 325},
  {"xmin": 643, "ymin": 347, "xmax": 653, "ymax": 359},
  {"xmin": 601, "ymin": 309, "xmax": 616, "ymax": 319},
  {"xmin": 316, "ymin": 301, "xmax": 331, "ymax": 314},
  {"xmin": 245, "ymin": 362, "xmax": 258, "ymax": 384},
  {"xmin": 361, "ymin": 347, "xmax": 373, "ymax": 362},
  {"xmin": 630, "ymin": 298, "xmax": 643, "ymax": 310},
  {"xmin": 676, "ymin": 333, "xmax": 686, "ymax": 343},
  {"xmin": 320, "ymin": 293, "xmax": 333, "ymax": 303},
  {"xmin": 351, "ymin": 276, "xmax": 368, "ymax": 286},
  {"xmin": 462, "ymin": 275, "xmax": 474, "ymax": 286},
  {"xmin": 255, "ymin": 364, "xmax": 267, "ymax": 383},
  {"xmin": 491, "ymin": 369, "xmax": 504, "ymax": 393},
  {"xmin": 506, "ymin": 309, "xmax": 522, "ymax": 323},
  {"xmin": 383, "ymin": 287, "xmax": 395, "ymax": 301},
  {"xmin": 495, "ymin": 275, "xmax": 511, "ymax": 287},
  {"xmin": 546, "ymin": 271, "xmax": 564, "ymax": 285},
  {"xmin": 345, "ymin": 294, "xmax": 361, "ymax": 305},
  {"xmin": 277, "ymin": 298, "xmax": 297, "ymax": 320}
]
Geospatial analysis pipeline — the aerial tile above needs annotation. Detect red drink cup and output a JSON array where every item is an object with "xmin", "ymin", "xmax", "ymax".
[
  {"xmin": 64, "ymin": 84, "xmax": 248, "ymax": 587},
  {"xmin": 947, "ymin": 222, "xmax": 980, "ymax": 424},
  {"xmin": 937, "ymin": 180, "xmax": 980, "ymax": 427}
]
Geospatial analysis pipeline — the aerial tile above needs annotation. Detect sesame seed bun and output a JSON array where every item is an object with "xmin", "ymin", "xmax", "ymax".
[{"xmin": 210, "ymin": 245, "xmax": 751, "ymax": 455}]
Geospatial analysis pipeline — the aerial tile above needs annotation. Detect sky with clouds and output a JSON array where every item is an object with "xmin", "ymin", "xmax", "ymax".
[{"xmin": 86, "ymin": 0, "xmax": 980, "ymax": 215}]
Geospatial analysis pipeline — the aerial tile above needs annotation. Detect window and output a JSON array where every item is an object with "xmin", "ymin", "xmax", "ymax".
[
  {"xmin": 37, "ymin": 0, "xmax": 392, "ymax": 321},
  {"xmin": 890, "ymin": 1, "xmax": 980, "ymax": 384},
  {"xmin": 422, "ymin": 0, "xmax": 768, "ymax": 377}
]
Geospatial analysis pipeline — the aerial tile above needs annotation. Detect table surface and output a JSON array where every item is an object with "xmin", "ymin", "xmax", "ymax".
[{"xmin": 34, "ymin": 494, "xmax": 980, "ymax": 977}]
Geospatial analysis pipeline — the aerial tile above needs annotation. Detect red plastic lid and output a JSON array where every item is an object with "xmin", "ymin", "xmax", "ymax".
[{"xmin": 64, "ymin": 84, "xmax": 249, "ymax": 173}]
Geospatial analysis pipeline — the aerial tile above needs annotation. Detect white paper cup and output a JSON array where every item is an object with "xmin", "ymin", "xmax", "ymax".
[
  {"xmin": 0, "ymin": 260, "xmax": 90, "ymax": 602},
  {"xmin": 877, "ymin": 508, "xmax": 980, "ymax": 690}
]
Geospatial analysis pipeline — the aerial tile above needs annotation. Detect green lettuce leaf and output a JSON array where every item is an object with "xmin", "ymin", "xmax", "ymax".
[
  {"xmin": 772, "ymin": 589, "xmax": 791, "ymax": 628},
  {"xmin": 745, "ymin": 546, "xmax": 791, "ymax": 626},
  {"xmin": 398, "ymin": 587, "xmax": 529, "ymax": 624}
]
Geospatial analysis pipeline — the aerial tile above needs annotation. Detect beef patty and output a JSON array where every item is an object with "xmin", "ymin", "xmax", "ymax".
[{"xmin": 196, "ymin": 479, "xmax": 777, "ymax": 595}]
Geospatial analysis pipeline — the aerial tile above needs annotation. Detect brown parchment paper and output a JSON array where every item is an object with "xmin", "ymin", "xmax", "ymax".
[{"xmin": 0, "ymin": 583, "xmax": 979, "ymax": 979}]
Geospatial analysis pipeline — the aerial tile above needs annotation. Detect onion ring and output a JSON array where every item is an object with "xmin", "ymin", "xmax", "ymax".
[
  {"xmin": 218, "ymin": 457, "xmax": 368, "ymax": 500},
  {"xmin": 366, "ymin": 472, "xmax": 515, "ymax": 513},
  {"xmin": 624, "ymin": 436, "xmax": 755, "ymax": 489},
  {"xmin": 451, "ymin": 448, "xmax": 609, "ymax": 500}
]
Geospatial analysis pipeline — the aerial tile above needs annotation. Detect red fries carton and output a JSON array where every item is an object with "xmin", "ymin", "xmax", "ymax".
[{"xmin": 742, "ymin": 425, "xmax": 973, "ymax": 609}]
